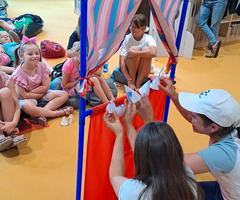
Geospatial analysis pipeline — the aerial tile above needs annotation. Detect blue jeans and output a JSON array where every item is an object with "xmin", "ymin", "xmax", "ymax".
[
  {"xmin": 199, "ymin": 181, "xmax": 224, "ymax": 200},
  {"xmin": 196, "ymin": 0, "xmax": 228, "ymax": 46}
]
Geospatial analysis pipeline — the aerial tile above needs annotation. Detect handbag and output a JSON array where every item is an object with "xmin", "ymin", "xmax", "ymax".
[{"xmin": 40, "ymin": 40, "xmax": 66, "ymax": 58}]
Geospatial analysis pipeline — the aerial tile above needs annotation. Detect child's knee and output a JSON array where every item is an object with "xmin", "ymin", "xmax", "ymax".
[
  {"xmin": 21, "ymin": 100, "xmax": 38, "ymax": 114},
  {"xmin": 142, "ymin": 46, "xmax": 150, "ymax": 51},
  {"xmin": 90, "ymin": 76, "xmax": 100, "ymax": 85},
  {"xmin": 0, "ymin": 87, "xmax": 11, "ymax": 100},
  {"xmin": 56, "ymin": 91, "xmax": 69, "ymax": 102},
  {"xmin": 62, "ymin": 91, "xmax": 69, "ymax": 100},
  {"xmin": 130, "ymin": 46, "xmax": 140, "ymax": 51}
]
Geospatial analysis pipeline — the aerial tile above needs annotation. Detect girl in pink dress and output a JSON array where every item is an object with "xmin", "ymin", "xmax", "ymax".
[
  {"xmin": 61, "ymin": 42, "xmax": 115, "ymax": 104},
  {"xmin": 11, "ymin": 36, "xmax": 73, "ymax": 126}
]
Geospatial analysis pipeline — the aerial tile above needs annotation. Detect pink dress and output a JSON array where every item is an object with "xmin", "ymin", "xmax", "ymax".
[
  {"xmin": 11, "ymin": 62, "xmax": 49, "ymax": 91},
  {"xmin": 0, "ymin": 71, "xmax": 10, "ymax": 89},
  {"xmin": 61, "ymin": 58, "xmax": 80, "ymax": 97}
]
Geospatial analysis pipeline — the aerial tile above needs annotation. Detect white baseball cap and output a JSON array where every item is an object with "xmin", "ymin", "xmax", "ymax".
[{"xmin": 179, "ymin": 89, "xmax": 240, "ymax": 127}]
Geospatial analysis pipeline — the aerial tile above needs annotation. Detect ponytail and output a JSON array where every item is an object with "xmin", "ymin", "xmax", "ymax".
[{"xmin": 14, "ymin": 45, "xmax": 21, "ymax": 68}]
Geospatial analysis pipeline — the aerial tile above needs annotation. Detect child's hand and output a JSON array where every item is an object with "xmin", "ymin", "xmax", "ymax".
[
  {"xmin": 0, "ymin": 121, "xmax": 15, "ymax": 134},
  {"xmin": 103, "ymin": 111, "xmax": 123, "ymax": 135},
  {"xmin": 127, "ymin": 48, "xmax": 138, "ymax": 58},
  {"xmin": 0, "ymin": 45, "xmax": 5, "ymax": 53}
]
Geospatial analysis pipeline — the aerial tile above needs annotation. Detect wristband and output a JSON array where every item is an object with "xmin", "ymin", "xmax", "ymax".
[{"xmin": 127, "ymin": 78, "xmax": 133, "ymax": 81}]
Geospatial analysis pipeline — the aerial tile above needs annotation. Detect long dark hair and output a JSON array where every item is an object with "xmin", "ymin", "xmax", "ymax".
[
  {"xmin": 134, "ymin": 122, "xmax": 201, "ymax": 200},
  {"xmin": 132, "ymin": 14, "xmax": 148, "ymax": 28},
  {"xmin": 199, "ymin": 114, "xmax": 240, "ymax": 138}
]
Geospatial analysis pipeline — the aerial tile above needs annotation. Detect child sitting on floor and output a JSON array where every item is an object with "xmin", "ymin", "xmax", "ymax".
[
  {"xmin": 0, "ymin": 31, "xmax": 52, "ymax": 74},
  {"xmin": 61, "ymin": 42, "xmax": 115, "ymax": 104},
  {"xmin": 0, "ymin": 31, "xmax": 15, "ymax": 74},
  {"xmin": 0, "ymin": 71, "xmax": 26, "ymax": 152},
  {"xmin": 11, "ymin": 36, "xmax": 73, "ymax": 126}
]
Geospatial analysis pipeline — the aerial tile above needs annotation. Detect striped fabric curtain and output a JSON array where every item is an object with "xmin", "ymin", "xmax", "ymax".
[
  {"xmin": 86, "ymin": 0, "xmax": 142, "ymax": 76},
  {"xmin": 77, "ymin": 0, "xmax": 181, "ymax": 96},
  {"xmin": 149, "ymin": 0, "xmax": 181, "ymax": 72}
]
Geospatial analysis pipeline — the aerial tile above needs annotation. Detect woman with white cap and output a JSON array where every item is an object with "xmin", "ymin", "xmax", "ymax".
[{"xmin": 158, "ymin": 76, "xmax": 240, "ymax": 200}]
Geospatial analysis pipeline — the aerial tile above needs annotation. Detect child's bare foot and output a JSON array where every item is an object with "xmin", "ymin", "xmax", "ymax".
[{"xmin": 128, "ymin": 82, "xmax": 136, "ymax": 90}]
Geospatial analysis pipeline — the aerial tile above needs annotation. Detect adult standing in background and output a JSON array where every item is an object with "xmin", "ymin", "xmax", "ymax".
[
  {"xmin": 66, "ymin": 16, "xmax": 80, "ymax": 58},
  {"xmin": 196, "ymin": 0, "xmax": 228, "ymax": 58}
]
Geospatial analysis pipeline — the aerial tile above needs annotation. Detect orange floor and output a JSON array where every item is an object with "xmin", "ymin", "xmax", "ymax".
[{"xmin": 1, "ymin": 1, "xmax": 240, "ymax": 200}]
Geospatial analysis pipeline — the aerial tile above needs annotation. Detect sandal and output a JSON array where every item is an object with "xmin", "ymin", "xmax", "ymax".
[
  {"xmin": 29, "ymin": 116, "xmax": 47, "ymax": 127},
  {"xmin": 56, "ymin": 106, "xmax": 74, "ymax": 117},
  {"xmin": 0, "ymin": 134, "xmax": 13, "ymax": 152},
  {"xmin": 8, "ymin": 135, "xmax": 27, "ymax": 149}
]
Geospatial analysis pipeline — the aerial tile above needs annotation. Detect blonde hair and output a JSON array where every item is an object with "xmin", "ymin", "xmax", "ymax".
[
  {"xmin": 14, "ymin": 41, "xmax": 42, "ymax": 67},
  {"xmin": 71, "ymin": 41, "xmax": 80, "ymax": 56},
  {"xmin": 0, "ymin": 31, "xmax": 13, "ymax": 43}
]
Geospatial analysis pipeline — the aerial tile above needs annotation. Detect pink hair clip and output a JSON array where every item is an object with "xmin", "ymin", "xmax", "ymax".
[
  {"xmin": 19, "ymin": 35, "xmax": 38, "ymax": 52},
  {"xmin": 21, "ymin": 35, "xmax": 37, "ymax": 44}
]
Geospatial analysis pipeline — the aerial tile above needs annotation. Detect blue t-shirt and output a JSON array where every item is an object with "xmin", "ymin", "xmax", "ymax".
[
  {"xmin": 2, "ymin": 42, "xmax": 19, "ymax": 60},
  {"xmin": 198, "ymin": 129, "xmax": 240, "ymax": 200}
]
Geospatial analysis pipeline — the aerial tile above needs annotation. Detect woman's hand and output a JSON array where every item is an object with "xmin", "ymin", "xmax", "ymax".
[
  {"xmin": 103, "ymin": 111, "xmax": 123, "ymax": 136},
  {"xmin": 137, "ymin": 95, "xmax": 155, "ymax": 124},
  {"xmin": 158, "ymin": 76, "xmax": 177, "ymax": 98},
  {"xmin": 123, "ymin": 100, "xmax": 137, "ymax": 127}
]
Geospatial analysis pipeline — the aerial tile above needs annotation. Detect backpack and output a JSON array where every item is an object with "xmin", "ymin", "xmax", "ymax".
[
  {"xmin": 13, "ymin": 13, "xmax": 44, "ymax": 37},
  {"xmin": 50, "ymin": 59, "xmax": 67, "ymax": 81},
  {"xmin": 40, "ymin": 40, "xmax": 66, "ymax": 58}
]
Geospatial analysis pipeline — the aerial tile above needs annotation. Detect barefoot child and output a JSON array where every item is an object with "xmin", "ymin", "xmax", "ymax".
[
  {"xmin": 61, "ymin": 42, "xmax": 115, "ymax": 104},
  {"xmin": 113, "ymin": 14, "xmax": 157, "ymax": 90},
  {"xmin": 11, "ymin": 36, "xmax": 73, "ymax": 126}
]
